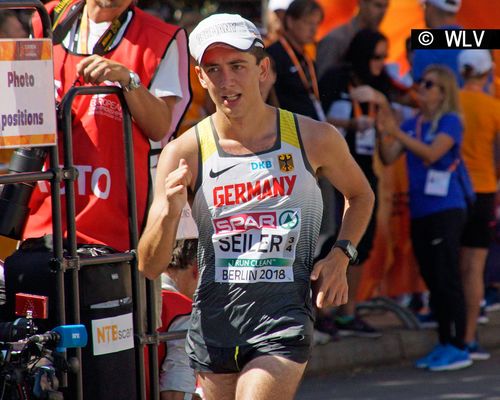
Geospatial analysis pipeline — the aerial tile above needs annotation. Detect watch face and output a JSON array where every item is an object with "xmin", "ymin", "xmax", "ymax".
[
  {"xmin": 346, "ymin": 242, "xmax": 357, "ymax": 258},
  {"xmin": 130, "ymin": 72, "xmax": 140, "ymax": 87}
]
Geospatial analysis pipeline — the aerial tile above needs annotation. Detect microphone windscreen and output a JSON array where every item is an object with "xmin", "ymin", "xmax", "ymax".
[{"xmin": 53, "ymin": 325, "xmax": 88, "ymax": 349}]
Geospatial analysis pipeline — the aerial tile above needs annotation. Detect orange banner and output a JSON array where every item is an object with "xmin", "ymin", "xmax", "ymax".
[
  {"xmin": 0, "ymin": 39, "xmax": 52, "ymax": 61},
  {"xmin": 0, "ymin": 133, "xmax": 56, "ymax": 148}
]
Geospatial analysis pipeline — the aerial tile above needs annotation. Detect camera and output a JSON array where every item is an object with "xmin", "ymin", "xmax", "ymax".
[
  {"xmin": 0, "ymin": 317, "xmax": 87, "ymax": 400},
  {"xmin": 0, "ymin": 147, "xmax": 48, "ymax": 240},
  {"xmin": 0, "ymin": 317, "xmax": 35, "ymax": 343}
]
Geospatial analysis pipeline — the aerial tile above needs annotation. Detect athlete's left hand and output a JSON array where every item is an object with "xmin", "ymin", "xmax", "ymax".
[
  {"xmin": 76, "ymin": 55, "xmax": 130, "ymax": 87},
  {"xmin": 310, "ymin": 249, "xmax": 349, "ymax": 308}
]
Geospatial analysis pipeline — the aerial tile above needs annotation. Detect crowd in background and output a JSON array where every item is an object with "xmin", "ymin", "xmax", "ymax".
[{"xmin": 1, "ymin": 0, "xmax": 500, "ymax": 396}]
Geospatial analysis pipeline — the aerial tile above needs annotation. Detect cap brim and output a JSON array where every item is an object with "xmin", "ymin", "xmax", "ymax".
[{"xmin": 196, "ymin": 37, "xmax": 263, "ymax": 64}]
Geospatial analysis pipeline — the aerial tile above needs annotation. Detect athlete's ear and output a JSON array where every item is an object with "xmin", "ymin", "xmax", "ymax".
[
  {"xmin": 259, "ymin": 56, "xmax": 271, "ymax": 83},
  {"xmin": 195, "ymin": 65, "xmax": 208, "ymax": 89}
]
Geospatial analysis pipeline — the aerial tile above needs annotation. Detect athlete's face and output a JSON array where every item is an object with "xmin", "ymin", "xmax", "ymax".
[{"xmin": 196, "ymin": 45, "xmax": 269, "ymax": 117}]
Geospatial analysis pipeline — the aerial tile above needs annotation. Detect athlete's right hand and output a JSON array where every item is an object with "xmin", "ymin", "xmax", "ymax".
[{"xmin": 163, "ymin": 158, "xmax": 191, "ymax": 218}]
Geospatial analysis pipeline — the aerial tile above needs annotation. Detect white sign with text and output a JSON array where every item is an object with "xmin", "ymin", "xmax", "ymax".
[{"xmin": 0, "ymin": 39, "xmax": 56, "ymax": 148}]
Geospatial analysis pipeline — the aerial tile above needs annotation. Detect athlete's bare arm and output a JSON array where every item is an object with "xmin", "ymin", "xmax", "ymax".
[
  {"xmin": 137, "ymin": 129, "xmax": 198, "ymax": 279},
  {"xmin": 299, "ymin": 116, "xmax": 375, "ymax": 308}
]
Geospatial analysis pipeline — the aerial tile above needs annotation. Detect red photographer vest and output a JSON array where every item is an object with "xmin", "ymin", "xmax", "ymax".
[{"xmin": 26, "ymin": 3, "xmax": 182, "ymax": 251}]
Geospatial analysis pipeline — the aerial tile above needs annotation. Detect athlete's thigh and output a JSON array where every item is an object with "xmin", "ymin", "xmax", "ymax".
[
  {"xmin": 235, "ymin": 355, "xmax": 307, "ymax": 400},
  {"xmin": 197, "ymin": 371, "xmax": 238, "ymax": 400}
]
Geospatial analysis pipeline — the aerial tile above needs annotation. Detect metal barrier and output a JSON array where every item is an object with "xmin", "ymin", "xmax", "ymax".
[{"xmin": 58, "ymin": 85, "xmax": 151, "ymax": 400}]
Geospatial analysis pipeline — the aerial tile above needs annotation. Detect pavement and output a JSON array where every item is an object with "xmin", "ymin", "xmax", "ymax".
[{"xmin": 306, "ymin": 303, "xmax": 500, "ymax": 376}]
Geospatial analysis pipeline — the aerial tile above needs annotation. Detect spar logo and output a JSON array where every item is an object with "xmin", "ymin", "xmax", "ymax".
[
  {"xmin": 213, "ymin": 209, "xmax": 299, "ymax": 234},
  {"xmin": 213, "ymin": 211, "xmax": 277, "ymax": 234}
]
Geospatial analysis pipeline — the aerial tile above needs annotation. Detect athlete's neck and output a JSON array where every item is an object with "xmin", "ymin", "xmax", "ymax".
[{"xmin": 213, "ymin": 105, "xmax": 277, "ymax": 152}]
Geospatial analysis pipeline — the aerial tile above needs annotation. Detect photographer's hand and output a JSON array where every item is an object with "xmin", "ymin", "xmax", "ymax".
[
  {"xmin": 76, "ymin": 55, "xmax": 130, "ymax": 87},
  {"xmin": 75, "ymin": 55, "xmax": 175, "ymax": 142}
]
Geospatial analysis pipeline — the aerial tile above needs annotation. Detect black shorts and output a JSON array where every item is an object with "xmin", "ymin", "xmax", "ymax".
[
  {"xmin": 188, "ymin": 335, "xmax": 311, "ymax": 374},
  {"xmin": 461, "ymin": 193, "xmax": 496, "ymax": 248}
]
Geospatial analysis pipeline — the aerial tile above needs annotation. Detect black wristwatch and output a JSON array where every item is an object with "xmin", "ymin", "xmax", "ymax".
[{"xmin": 333, "ymin": 240, "xmax": 358, "ymax": 265}]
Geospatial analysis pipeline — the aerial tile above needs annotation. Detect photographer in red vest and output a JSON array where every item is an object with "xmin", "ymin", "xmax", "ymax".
[{"xmin": 28, "ymin": 0, "xmax": 191, "ymax": 251}]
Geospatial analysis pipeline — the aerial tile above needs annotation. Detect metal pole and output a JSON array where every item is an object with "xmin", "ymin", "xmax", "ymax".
[
  {"xmin": 59, "ymin": 87, "xmax": 85, "ymax": 400},
  {"xmin": 117, "ymin": 90, "xmax": 149, "ymax": 400}
]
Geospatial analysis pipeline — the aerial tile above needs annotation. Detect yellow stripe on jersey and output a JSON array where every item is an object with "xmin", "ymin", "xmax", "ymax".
[
  {"xmin": 279, "ymin": 109, "xmax": 300, "ymax": 148},
  {"xmin": 197, "ymin": 117, "xmax": 217, "ymax": 162}
]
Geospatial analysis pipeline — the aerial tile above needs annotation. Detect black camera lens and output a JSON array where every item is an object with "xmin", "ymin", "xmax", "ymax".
[
  {"xmin": 9, "ymin": 147, "xmax": 47, "ymax": 173},
  {"xmin": 0, "ymin": 147, "xmax": 48, "ymax": 240},
  {"xmin": 0, "ymin": 318, "xmax": 32, "ymax": 342}
]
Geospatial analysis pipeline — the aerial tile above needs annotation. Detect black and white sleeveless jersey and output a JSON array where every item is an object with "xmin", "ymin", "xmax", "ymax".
[{"xmin": 188, "ymin": 109, "xmax": 323, "ymax": 348}]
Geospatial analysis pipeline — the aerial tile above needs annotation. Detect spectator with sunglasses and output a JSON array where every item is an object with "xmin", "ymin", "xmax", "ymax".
[
  {"xmin": 317, "ymin": 29, "xmax": 412, "ymax": 339},
  {"xmin": 376, "ymin": 65, "xmax": 471, "ymax": 371}
]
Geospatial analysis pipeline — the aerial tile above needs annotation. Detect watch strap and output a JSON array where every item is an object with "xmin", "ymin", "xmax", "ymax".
[{"xmin": 333, "ymin": 240, "xmax": 358, "ymax": 265}]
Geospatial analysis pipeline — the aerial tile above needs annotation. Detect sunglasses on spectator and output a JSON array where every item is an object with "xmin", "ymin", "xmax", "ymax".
[
  {"xmin": 420, "ymin": 79, "xmax": 442, "ymax": 90},
  {"xmin": 371, "ymin": 53, "xmax": 388, "ymax": 61}
]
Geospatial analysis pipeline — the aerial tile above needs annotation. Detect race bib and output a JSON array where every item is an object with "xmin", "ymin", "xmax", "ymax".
[
  {"xmin": 212, "ymin": 209, "xmax": 301, "ymax": 283},
  {"xmin": 424, "ymin": 169, "xmax": 451, "ymax": 196}
]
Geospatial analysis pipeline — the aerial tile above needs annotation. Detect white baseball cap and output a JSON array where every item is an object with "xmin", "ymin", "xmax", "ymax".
[
  {"xmin": 189, "ymin": 13, "xmax": 264, "ymax": 64},
  {"xmin": 458, "ymin": 49, "xmax": 493, "ymax": 76},
  {"xmin": 425, "ymin": 0, "xmax": 461, "ymax": 13},
  {"xmin": 268, "ymin": 0, "xmax": 294, "ymax": 12}
]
